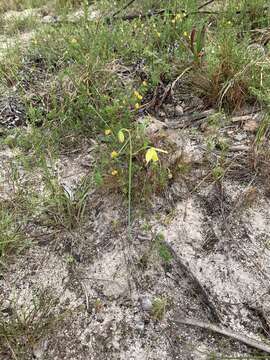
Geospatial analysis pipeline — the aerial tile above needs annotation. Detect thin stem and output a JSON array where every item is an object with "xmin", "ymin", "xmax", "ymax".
[
  {"xmin": 128, "ymin": 132, "xmax": 132, "ymax": 232},
  {"xmin": 88, "ymin": 104, "xmax": 117, "ymax": 140},
  {"xmin": 118, "ymin": 139, "xmax": 129, "ymax": 154},
  {"xmin": 119, "ymin": 128, "xmax": 133, "ymax": 231}
]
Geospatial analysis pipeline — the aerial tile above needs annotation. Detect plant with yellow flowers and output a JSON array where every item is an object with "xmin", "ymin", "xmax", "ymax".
[{"xmin": 106, "ymin": 127, "xmax": 168, "ymax": 229}]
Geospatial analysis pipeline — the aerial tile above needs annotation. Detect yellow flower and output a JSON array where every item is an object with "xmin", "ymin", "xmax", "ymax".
[
  {"xmin": 183, "ymin": 31, "xmax": 188, "ymax": 37},
  {"xmin": 156, "ymin": 32, "xmax": 161, "ymax": 38},
  {"xmin": 105, "ymin": 129, "xmax": 112, "ymax": 136},
  {"xmin": 111, "ymin": 169, "xmax": 118, "ymax": 176},
  {"xmin": 145, "ymin": 147, "xmax": 159, "ymax": 164},
  {"xmin": 111, "ymin": 151, "xmax": 119, "ymax": 159},
  {"xmin": 135, "ymin": 103, "xmax": 140, "ymax": 110},
  {"xmin": 142, "ymin": 80, "xmax": 147, "ymax": 86},
  {"xmin": 145, "ymin": 147, "xmax": 168, "ymax": 164},
  {"xmin": 175, "ymin": 13, "xmax": 182, "ymax": 21},
  {"xmin": 134, "ymin": 90, "xmax": 142, "ymax": 100},
  {"xmin": 71, "ymin": 38, "xmax": 77, "ymax": 44}
]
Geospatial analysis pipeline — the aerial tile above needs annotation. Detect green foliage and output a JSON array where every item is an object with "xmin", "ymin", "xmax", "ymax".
[
  {"xmin": 0, "ymin": 291, "xmax": 62, "ymax": 359},
  {"xmin": 42, "ymin": 173, "xmax": 92, "ymax": 230},
  {"xmin": 151, "ymin": 297, "xmax": 167, "ymax": 320},
  {"xmin": 0, "ymin": 206, "xmax": 25, "ymax": 259},
  {"xmin": 155, "ymin": 232, "xmax": 173, "ymax": 264}
]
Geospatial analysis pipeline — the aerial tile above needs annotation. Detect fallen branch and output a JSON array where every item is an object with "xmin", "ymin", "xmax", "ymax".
[
  {"xmin": 112, "ymin": 0, "xmax": 217, "ymax": 22},
  {"xmin": 198, "ymin": 0, "xmax": 216, "ymax": 10},
  {"xmin": 121, "ymin": 9, "xmax": 166, "ymax": 21},
  {"xmin": 109, "ymin": 0, "xmax": 268, "ymax": 23},
  {"xmin": 171, "ymin": 66, "xmax": 193, "ymax": 92},
  {"xmin": 165, "ymin": 109, "xmax": 216, "ymax": 129},
  {"xmin": 115, "ymin": 8, "xmax": 217, "ymax": 22},
  {"xmin": 174, "ymin": 317, "xmax": 270, "ymax": 354},
  {"xmin": 139, "ymin": 66, "xmax": 193, "ymax": 111},
  {"xmin": 165, "ymin": 242, "xmax": 222, "ymax": 322},
  {"xmin": 112, "ymin": 0, "xmax": 136, "ymax": 18}
]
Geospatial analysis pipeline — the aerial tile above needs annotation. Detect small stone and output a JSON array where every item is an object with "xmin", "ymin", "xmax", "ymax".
[
  {"xmin": 33, "ymin": 340, "xmax": 48, "ymax": 359},
  {"xmin": 140, "ymin": 296, "xmax": 153, "ymax": 312},
  {"xmin": 158, "ymin": 110, "xmax": 166, "ymax": 118},
  {"xmin": 42, "ymin": 15, "xmax": 59, "ymax": 24},
  {"xmin": 247, "ymin": 43, "xmax": 265, "ymax": 57},
  {"xmin": 200, "ymin": 122, "xmax": 209, "ymax": 132},
  {"xmin": 135, "ymin": 319, "xmax": 145, "ymax": 331},
  {"xmin": 164, "ymin": 104, "xmax": 175, "ymax": 116},
  {"xmin": 175, "ymin": 105, "xmax": 184, "ymax": 116},
  {"xmin": 139, "ymin": 116, "xmax": 166, "ymax": 136},
  {"xmin": 112, "ymin": 339, "xmax": 120, "ymax": 350},
  {"xmin": 243, "ymin": 120, "xmax": 258, "ymax": 133},
  {"xmin": 234, "ymin": 132, "xmax": 247, "ymax": 142},
  {"xmin": 95, "ymin": 313, "xmax": 104, "ymax": 323}
]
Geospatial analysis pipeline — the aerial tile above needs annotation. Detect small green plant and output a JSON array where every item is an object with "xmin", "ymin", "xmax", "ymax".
[
  {"xmin": 212, "ymin": 165, "xmax": 225, "ymax": 181},
  {"xmin": 64, "ymin": 254, "xmax": 75, "ymax": 264},
  {"xmin": 42, "ymin": 173, "xmax": 92, "ymax": 230},
  {"xmin": 155, "ymin": 232, "xmax": 173, "ymax": 264},
  {"xmin": 151, "ymin": 297, "xmax": 167, "ymax": 320},
  {"xmin": 0, "ymin": 206, "xmax": 25, "ymax": 260},
  {"xmin": 255, "ymin": 116, "xmax": 270, "ymax": 147},
  {"xmin": 157, "ymin": 242, "xmax": 173, "ymax": 264},
  {"xmin": 0, "ymin": 291, "xmax": 62, "ymax": 359},
  {"xmin": 3, "ymin": 14, "xmax": 38, "ymax": 35},
  {"xmin": 189, "ymin": 25, "xmax": 207, "ymax": 66},
  {"xmin": 106, "ymin": 127, "xmax": 168, "ymax": 222}
]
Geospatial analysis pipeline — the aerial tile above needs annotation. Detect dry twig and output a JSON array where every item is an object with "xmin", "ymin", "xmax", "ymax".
[{"xmin": 174, "ymin": 317, "xmax": 270, "ymax": 354}]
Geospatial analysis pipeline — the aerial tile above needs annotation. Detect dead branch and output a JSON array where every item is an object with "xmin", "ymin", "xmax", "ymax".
[
  {"xmin": 198, "ymin": 0, "xmax": 216, "ymax": 10},
  {"xmin": 165, "ymin": 242, "xmax": 222, "ymax": 322},
  {"xmin": 112, "ymin": 0, "xmax": 136, "ymax": 18},
  {"xmin": 165, "ymin": 109, "xmax": 216, "ymax": 129},
  {"xmin": 173, "ymin": 317, "xmax": 270, "ymax": 354}
]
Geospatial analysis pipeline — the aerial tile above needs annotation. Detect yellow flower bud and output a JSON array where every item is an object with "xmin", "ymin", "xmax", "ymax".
[
  {"xmin": 105, "ymin": 129, "xmax": 112, "ymax": 136},
  {"xmin": 111, "ymin": 151, "xmax": 119, "ymax": 159},
  {"xmin": 118, "ymin": 130, "xmax": 125, "ymax": 143}
]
